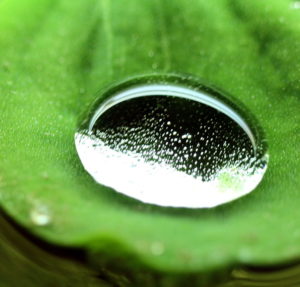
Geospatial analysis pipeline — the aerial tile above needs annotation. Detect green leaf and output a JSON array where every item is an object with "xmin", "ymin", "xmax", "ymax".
[{"xmin": 0, "ymin": 0, "xmax": 299, "ymax": 285}]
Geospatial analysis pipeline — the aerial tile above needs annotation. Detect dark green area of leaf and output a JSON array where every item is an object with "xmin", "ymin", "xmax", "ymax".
[{"xmin": 0, "ymin": 0, "xmax": 299, "ymax": 283}]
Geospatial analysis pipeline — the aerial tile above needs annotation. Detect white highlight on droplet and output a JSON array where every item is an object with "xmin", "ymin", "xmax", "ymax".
[{"xmin": 75, "ymin": 133, "xmax": 265, "ymax": 208}]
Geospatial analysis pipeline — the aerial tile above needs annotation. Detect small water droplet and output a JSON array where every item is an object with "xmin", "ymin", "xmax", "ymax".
[
  {"xmin": 151, "ymin": 63, "xmax": 158, "ymax": 69},
  {"xmin": 148, "ymin": 50, "xmax": 155, "ymax": 58},
  {"xmin": 41, "ymin": 171, "xmax": 49, "ymax": 179},
  {"xmin": 182, "ymin": 133, "xmax": 192, "ymax": 140},
  {"xmin": 150, "ymin": 241, "xmax": 165, "ymax": 256},
  {"xmin": 30, "ymin": 205, "xmax": 51, "ymax": 226},
  {"xmin": 2, "ymin": 61, "xmax": 11, "ymax": 71},
  {"xmin": 75, "ymin": 76, "xmax": 268, "ymax": 208}
]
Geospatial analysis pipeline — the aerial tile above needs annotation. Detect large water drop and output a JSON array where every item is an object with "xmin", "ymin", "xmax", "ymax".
[{"xmin": 75, "ymin": 77, "xmax": 268, "ymax": 208}]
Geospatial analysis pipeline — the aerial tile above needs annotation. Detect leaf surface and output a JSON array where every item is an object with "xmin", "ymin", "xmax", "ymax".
[{"xmin": 0, "ymin": 0, "xmax": 299, "ymax": 279}]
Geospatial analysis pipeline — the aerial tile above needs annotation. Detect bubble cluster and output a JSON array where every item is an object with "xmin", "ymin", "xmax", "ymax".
[{"xmin": 75, "ymin": 83, "xmax": 268, "ymax": 208}]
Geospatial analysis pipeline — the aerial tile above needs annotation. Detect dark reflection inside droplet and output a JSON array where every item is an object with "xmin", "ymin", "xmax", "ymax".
[
  {"xmin": 75, "ymin": 80, "xmax": 268, "ymax": 208},
  {"xmin": 92, "ymin": 96, "xmax": 254, "ymax": 182}
]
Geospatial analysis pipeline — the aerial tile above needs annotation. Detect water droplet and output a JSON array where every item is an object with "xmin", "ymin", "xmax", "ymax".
[
  {"xmin": 79, "ymin": 88, "xmax": 86, "ymax": 95},
  {"xmin": 150, "ymin": 241, "xmax": 165, "ymax": 256},
  {"xmin": 75, "ymin": 76, "xmax": 268, "ymax": 208},
  {"xmin": 30, "ymin": 204, "xmax": 51, "ymax": 226},
  {"xmin": 148, "ymin": 50, "xmax": 155, "ymax": 58},
  {"xmin": 2, "ymin": 61, "xmax": 11, "ymax": 71},
  {"xmin": 151, "ymin": 63, "xmax": 158, "ymax": 69},
  {"xmin": 182, "ymin": 133, "xmax": 192, "ymax": 140}
]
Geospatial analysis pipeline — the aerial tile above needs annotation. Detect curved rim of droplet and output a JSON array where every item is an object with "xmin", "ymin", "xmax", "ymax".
[
  {"xmin": 89, "ymin": 84, "xmax": 256, "ymax": 147},
  {"xmin": 79, "ymin": 73, "xmax": 268, "ymax": 161}
]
